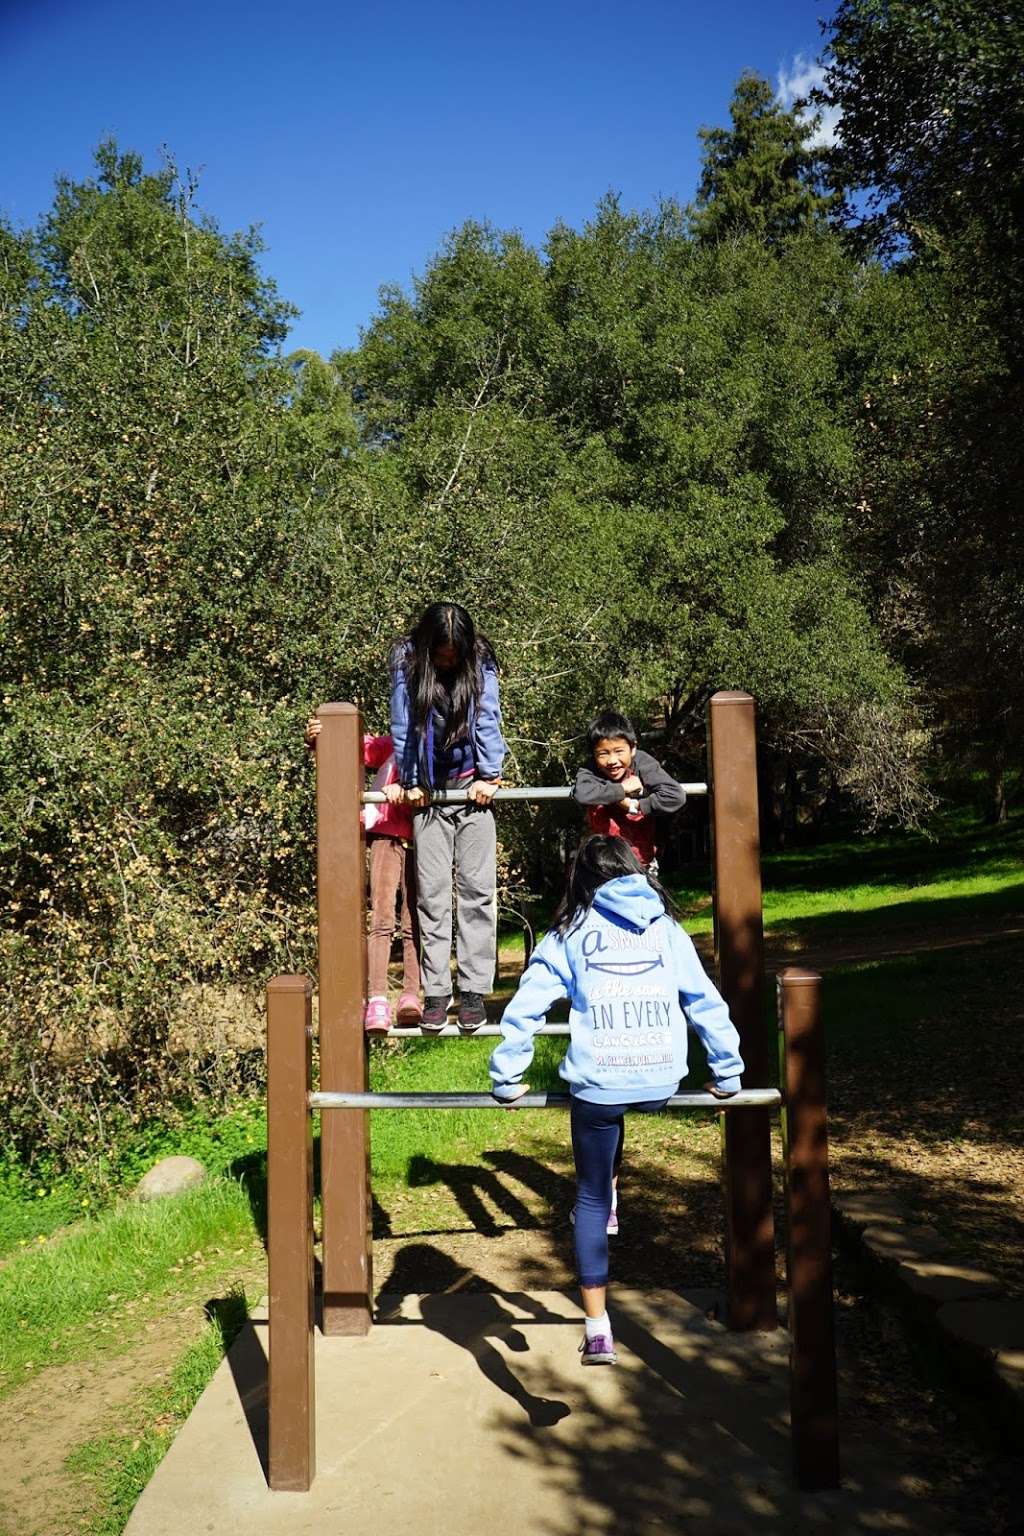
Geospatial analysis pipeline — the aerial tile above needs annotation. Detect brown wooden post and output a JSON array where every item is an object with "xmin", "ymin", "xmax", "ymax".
[
  {"xmin": 316, "ymin": 702, "xmax": 372, "ymax": 1336},
  {"xmin": 779, "ymin": 967, "xmax": 840, "ymax": 1490},
  {"xmin": 708, "ymin": 690, "xmax": 777, "ymax": 1331},
  {"xmin": 267, "ymin": 975, "xmax": 316, "ymax": 1492}
]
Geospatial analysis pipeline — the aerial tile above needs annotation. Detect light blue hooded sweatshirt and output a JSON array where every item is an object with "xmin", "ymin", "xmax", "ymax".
[{"xmin": 489, "ymin": 874, "xmax": 744, "ymax": 1104}]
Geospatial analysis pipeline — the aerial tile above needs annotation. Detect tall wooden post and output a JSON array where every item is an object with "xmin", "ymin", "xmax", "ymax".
[
  {"xmin": 778, "ymin": 968, "xmax": 840, "ymax": 1490},
  {"xmin": 267, "ymin": 975, "xmax": 316, "ymax": 1491},
  {"xmin": 708, "ymin": 690, "xmax": 777, "ymax": 1331},
  {"xmin": 316, "ymin": 703, "xmax": 371, "ymax": 1335}
]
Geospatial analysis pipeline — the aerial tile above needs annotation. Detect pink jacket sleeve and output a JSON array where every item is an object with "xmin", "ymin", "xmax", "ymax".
[
  {"xmin": 362, "ymin": 738, "xmax": 413, "ymax": 838},
  {"xmin": 363, "ymin": 733, "xmax": 394, "ymax": 769}
]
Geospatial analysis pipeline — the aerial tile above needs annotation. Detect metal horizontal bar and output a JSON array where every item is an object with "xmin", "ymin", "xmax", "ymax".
[
  {"xmin": 310, "ymin": 1089, "xmax": 782, "ymax": 1110},
  {"xmin": 385, "ymin": 1024, "xmax": 570, "ymax": 1037},
  {"xmin": 362, "ymin": 784, "xmax": 708, "ymax": 804}
]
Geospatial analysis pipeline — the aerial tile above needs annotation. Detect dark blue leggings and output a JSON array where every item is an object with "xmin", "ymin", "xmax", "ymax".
[{"xmin": 570, "ymin": 1094, "xmax": 672, "ymax": 1287}]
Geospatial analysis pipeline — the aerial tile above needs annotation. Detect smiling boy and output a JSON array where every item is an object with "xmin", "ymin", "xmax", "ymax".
[{"xmin": 572, "ymin": 710, "xmax": 686, "ymax": 870}]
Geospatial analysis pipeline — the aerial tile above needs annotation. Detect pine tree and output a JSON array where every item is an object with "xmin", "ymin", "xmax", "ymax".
[{"xmin": 691, "ymin": 73, "xmax": 837, "ymax": 246}]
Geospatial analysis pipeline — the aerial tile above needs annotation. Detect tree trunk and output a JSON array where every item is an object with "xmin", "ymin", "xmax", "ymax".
[{"xmin": 987, "ymin": 757, "xmax": 1008, "ymax": 824}]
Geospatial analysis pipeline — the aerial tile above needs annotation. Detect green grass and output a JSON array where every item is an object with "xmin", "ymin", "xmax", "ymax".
[
  {"xmin": 807, "ymin": 932, "xmax": 1024, "ymax": 1294},
  {"xmin": 0, "ymin": 1098, "xmax": 268, "ymax": 1259},
  {"xmin": 0, "ymin": 1176, "xmax": 262, "ymax": 1396},
  {"xmin": 3, "ymin": 813, "xmax": 1019, "ymax": 1262},
  {"xmin": 823, "ymin": 936, "xmax": 1024, "ymax": 1099},
  {"xmin": 365, "ymin": 1030, "xmax": 720, "ymax": 1197},
  {"xmin": 672, "ymin": 810, "xmax": 1024, "ymax": 936},
  {"xmin": 0, "ymin": 814, "xmax": 1019, "ymax": 1389},
  {"xmin": 0, "ymin": 1171, "xmax": 86, "ymax": 1256},
  {"xmin": 367, "ymin": 1035, "xmax": 568, "ymax": 1188},
  {"xmin": 65, "ymin": 1286, "xmax": 251, "ymax": 1536}
]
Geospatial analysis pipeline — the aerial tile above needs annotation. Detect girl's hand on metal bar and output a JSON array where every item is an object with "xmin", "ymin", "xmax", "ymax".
[
  {"xmin": 493, "ymin": 1083, "xmax": 531, "ymax": 1109},
  {"xmin": 384, "ymin": 782, "xmax": 427, "ymax": 806}
]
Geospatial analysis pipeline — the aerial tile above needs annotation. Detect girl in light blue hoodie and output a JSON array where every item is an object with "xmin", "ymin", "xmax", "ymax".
[{"xmin": 489, "ymin": 835, "xmax": 743, "ymax": 1366}]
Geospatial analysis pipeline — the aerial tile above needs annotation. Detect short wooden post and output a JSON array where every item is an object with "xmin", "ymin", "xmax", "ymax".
[
  {"xmin": 779, "ymin": 967, "xmax": 840, "ymax": 1490},
  {"xmin": 708, "ymin": 690, "xmax": 777, "ymax": 1331},
  {"xmin": 316, "ymin": 703, "xmax": 372, "ymax": 1336},
  {"xmin": 267, "ymin": 975, "xmax": 316, "ymax": 1492}
]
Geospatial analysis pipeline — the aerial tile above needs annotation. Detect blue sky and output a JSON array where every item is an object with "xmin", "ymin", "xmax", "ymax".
[{"xmin": 2, "ymin": 0, "xmax": 834, "ymax": 355}]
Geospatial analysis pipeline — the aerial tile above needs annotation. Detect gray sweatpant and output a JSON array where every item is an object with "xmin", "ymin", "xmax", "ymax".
[{"xmin": 413, "ymin": 802, "xmax": 497, "ymax": 996}]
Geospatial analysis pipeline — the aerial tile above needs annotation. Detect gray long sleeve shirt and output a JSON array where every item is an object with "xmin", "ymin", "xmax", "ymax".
[{"xmin": 572, "ymin": 749, "xmax": 686, "ymax": 817}]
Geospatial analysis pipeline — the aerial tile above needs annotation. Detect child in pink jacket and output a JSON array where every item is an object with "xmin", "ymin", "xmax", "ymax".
[
  {"xmin": 362, "ymin": 734, "xmax": 422, "ymax": 1032},
  {"xmin": 304, "ymin": 722, "xmax": 423, "ymax": 1033}
]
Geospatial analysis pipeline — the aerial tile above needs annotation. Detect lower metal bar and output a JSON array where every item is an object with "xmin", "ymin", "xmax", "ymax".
[{"xmin": 311, "ymin": 1089, "xmax": 782, "ymax": 1110}]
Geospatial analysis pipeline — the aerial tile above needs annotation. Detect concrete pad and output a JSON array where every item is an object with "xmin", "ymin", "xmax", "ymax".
[
  {"xmin": 125, "ymin": 1289, "xmax": 944, "ymax": 1536},
  {"xmin": 894, "ymin": 1259, "xmax": 1002, "ymax": 1305},
  {"xmin": 834, "ymin": 1192, "xmax": 909, "ymax": 1229},
  {"xmin": 860, "ymin": 1225, "xmax": 947, "ymax": 1266}
]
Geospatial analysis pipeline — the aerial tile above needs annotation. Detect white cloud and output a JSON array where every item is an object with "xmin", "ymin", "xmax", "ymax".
[{"xmin": 777, "ymin": 52, "xmax": 841, "ymax": 149}]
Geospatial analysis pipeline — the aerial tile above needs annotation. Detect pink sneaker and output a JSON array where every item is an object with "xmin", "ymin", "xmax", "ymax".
[
  {"xmin": 395, "ymin": 991, "xmax": 423, "ymax": 1026},
  {"xmin": 363, "ymin": 998, "xmax": 392, "ymax": 1034}
]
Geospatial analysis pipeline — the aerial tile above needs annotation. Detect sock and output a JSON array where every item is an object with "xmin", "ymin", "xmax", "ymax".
[
  {"xmin": 368, "ymin": 995, "xmax": 387, "ymax": 1003},
  {"xmin": 611, "ymin": 1186, "xmax": 618, "ymax": 1213},
  {"xmin": 585, "ymin": 1311, "xmax": 611, "ymax": 1340}
]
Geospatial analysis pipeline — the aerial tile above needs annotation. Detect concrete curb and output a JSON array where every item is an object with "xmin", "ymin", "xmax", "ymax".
[{"xmin": 832, "ymin": 1189, "xmax": 1024, "ymax": 1443}]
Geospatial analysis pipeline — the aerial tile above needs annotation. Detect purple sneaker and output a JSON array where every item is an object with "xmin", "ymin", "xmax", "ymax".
[{"xmin": 579, "ymin": 1333, "xmax": 617, "ymax": 1366}]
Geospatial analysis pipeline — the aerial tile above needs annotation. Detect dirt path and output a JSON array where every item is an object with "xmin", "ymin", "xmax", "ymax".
[
  {"xmin": 0, "ymin": 1258, "xmax": 267, "ymax": 1536},
  {"xmin": 712, "ymin": 911, "xmax": 1024, "ymax": 973},
  {"xmin": 0, "ymin": 1312, "xmax": 198, "ymax": 1536}
]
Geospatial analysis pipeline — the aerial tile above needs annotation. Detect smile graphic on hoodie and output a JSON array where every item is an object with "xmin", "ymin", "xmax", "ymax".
[{"xmin": 585, "ymin": 953, "xmax": 664, "ymax": 977}]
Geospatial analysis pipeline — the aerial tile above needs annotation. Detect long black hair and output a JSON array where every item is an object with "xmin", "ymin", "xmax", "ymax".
[
  {"xmin": 392, "ymin": 602, "xmax": 497, "ymax": 745},
  {"xmin": 551, "ymin": 835, "xmax": 676, "ymax": 937}
]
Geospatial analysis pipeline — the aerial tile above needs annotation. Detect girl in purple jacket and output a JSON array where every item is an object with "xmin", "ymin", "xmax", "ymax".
[{"xmin": 385, "ymin": 603, "xmax": 507, "ymax": 1034}]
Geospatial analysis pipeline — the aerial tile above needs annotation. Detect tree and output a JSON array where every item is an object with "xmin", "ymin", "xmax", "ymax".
[
  {"xmin": 820, "ymin": 1, "xmax": 1024, "ymax": 816},
  {"xmin": 691, "ymin": 73, "xmax": 838, "ymax": 246},
  {"xmin": 820, "ymin": 1, "xmax": 1024, "ymax": 298},
  {"xmin": 0, "ymin": 145, "xmax": 370, "ymax": 1167},
  {"xmin": 344, "ymin": 202, "xmax": 929, "ymax": 835},
  {"xmin": 833, "ymin": 252, "xmax": 1024, "ymax": 821}
]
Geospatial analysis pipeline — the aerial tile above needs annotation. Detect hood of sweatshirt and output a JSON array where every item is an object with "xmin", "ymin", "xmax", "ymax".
[{"xmin": 591, "ymin": 873, "xmax": 665, "ymax": 932}]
